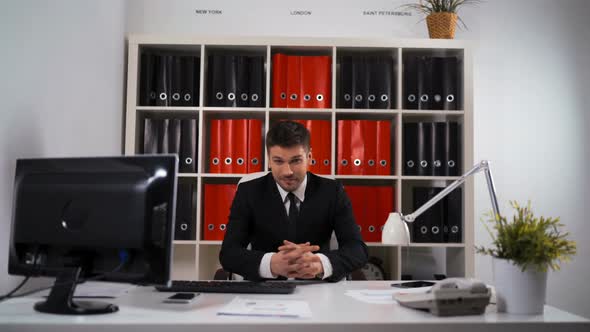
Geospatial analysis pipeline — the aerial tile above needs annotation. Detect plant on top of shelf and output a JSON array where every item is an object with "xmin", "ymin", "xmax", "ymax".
[
  {"xmin": 476, "ymin": 200, "xmax": 576, "ymax": 314},
  {"xmin": 400, "ymin": 0, "xmax": 483, "ymax": 39}
]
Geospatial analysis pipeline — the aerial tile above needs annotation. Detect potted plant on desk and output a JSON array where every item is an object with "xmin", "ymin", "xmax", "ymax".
[
  {"xmin": 400, "ymin": 0, "xmax": 482, "ymax": 39},
  {"xmin": 476, "ymin": 201, "xmax": 577, "ymax": 314}
]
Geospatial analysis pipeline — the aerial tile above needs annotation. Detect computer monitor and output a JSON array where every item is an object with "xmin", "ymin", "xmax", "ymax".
[{"xmin": 8, "ymin": 155, "xmax": 178, "ymax": 315}]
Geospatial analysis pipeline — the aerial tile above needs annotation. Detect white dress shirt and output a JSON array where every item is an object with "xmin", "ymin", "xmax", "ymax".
[{"xmin": 258, "ymin": 175, "xmax": 333, "ymax": 279}]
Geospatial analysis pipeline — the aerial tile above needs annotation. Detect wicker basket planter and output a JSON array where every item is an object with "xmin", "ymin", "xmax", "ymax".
[{"xmin": 426, "ymin": 12, "xmax": 458, "ymax": 39}]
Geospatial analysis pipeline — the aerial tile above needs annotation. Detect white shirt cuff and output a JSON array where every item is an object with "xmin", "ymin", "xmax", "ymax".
[
  {"xmin": 259, "ymin": 252, "xmax": 277, "ymax": 279},
  {"xmin": 316, "ymin": 253, "xmax": 333, "ymax": 279}
]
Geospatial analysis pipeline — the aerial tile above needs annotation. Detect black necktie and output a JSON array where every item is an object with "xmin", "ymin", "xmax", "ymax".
[{"xmin": 287, "ymin": 192, "xmax": 298, "ymax": 241}]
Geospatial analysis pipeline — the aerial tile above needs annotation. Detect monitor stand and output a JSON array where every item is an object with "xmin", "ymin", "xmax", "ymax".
[{"xmin": 34, "ymin": 267, "xmax": 119, "ymax": 315}]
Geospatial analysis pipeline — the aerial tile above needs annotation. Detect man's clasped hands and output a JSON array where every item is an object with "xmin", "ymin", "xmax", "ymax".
[{"xmin": 270, "ymin": 240, "xmax": 323, "ymax": 279}]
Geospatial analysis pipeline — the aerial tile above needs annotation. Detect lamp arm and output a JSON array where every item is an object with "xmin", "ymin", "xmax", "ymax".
[{"xmin": 403, "ymin": 160, "xmax": 501, "ymax": 223}]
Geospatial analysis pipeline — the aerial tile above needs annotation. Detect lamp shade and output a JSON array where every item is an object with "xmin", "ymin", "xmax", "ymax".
[{"xmin": 381, "ymin": 212, "xmax": 410, "ymax": 245}]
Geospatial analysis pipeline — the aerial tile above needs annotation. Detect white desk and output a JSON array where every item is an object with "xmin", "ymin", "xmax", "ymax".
[{"xmin": 0, "ymin": 281, "xmax": 587, "ymax": 332}]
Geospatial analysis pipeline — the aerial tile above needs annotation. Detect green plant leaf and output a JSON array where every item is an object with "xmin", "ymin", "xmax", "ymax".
[{"xmin": 476, "ymin": 200, "xmax": 576, "ymax": 272}]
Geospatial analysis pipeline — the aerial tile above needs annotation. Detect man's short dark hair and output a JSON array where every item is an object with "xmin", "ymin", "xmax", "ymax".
[{"xmin": 266, "ymin": 120, "xmax": 310, "ymax": 152}]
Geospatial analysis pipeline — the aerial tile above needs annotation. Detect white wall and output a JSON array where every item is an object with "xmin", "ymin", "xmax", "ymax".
[
  {"xmin": 466, "ymin": 1, "xmax": 589, "ymax": 316},
  {"xmin": 126, "ymin": 0, "xmax": 590, "ymax": 318},
  {"xmin": 0, "ymin": 0, "xmax": 126, "ymax": 291},
  {"xmin": 463, "ymin": 0, "xmax": 590, "ymax": 319},
  {"xmin": 125, "ymin": 0, "xmax": 423, "ymax": 38}
]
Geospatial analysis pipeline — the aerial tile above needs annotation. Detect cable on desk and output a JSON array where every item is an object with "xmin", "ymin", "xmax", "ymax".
[
  {"xmin": 0, "ymin": 276, "xmax": 31, "ymax": 301},
  {"xmin": 0, "ymin": 249, "xmax": 129, "ymax": 303}
]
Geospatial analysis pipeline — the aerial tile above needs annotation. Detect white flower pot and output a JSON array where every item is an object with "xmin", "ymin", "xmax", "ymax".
[{"xmin": 493, "ymin": 257, "xmax": 547, "ymax": 314}]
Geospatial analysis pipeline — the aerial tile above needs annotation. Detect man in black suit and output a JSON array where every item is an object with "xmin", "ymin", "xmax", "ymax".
[{"xmin": 220, "ymin": 120, "xmax": 368, "ymax": 281}]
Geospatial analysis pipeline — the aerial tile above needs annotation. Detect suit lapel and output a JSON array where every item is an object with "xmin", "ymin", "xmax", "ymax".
[
  {"xmin": 296, "ymin": 173, "xmax": 319, "ymax": 241},
  {"xmin": 264, "ymin": 174, "xmax": 290, "ymax": 225},
  {"xmin": 301, "ymin": 172, "xmax": 317, "ymax": 215}
]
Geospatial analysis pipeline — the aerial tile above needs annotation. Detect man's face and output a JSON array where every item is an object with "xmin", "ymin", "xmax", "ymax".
[{"xmin": 268, "ymin": 144, "xmax": 311, "ymax": 192}]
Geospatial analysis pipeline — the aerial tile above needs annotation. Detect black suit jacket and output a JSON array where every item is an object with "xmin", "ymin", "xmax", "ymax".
[{"xmin": 219, "ymin": 172, "xmax": 368, "ymax": 281}]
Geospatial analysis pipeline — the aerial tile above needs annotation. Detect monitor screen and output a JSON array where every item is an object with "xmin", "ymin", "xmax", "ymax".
[{"xmin": 8, "ymin": 155, "xmax": 178, "ymax": 314}]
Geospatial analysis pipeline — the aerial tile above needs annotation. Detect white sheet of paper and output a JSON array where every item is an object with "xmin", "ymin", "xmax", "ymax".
[
  {"xmin": 39, "ymin": 281, "xmax": 136, "ymax": 298},
  {"xmin": 217, "ymin": 297, "xmax": 312, "ymax": 318},
  {"xmin": 345, "ymin": 287, "xmax": 432, "ymax": 304}
]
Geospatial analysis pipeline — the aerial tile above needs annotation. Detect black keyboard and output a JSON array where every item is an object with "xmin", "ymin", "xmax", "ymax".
[{"xmin": 155, "ymin": 280, "xmax": 296, "ymax": 294}]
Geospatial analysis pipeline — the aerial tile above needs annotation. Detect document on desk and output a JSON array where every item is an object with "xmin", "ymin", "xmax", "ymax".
[
  {"xmin": 217, "ymin": 297, "xmax": 312, "ymax": 318},
  {"xmin": 345, "ymin": 287, "xmax": 432, "ymax": 304}
]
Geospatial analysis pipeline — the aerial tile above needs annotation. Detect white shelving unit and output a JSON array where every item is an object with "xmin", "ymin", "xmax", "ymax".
[{"xmin": 124, "ymin": 35, "xmax": 473, "ymax": 281}]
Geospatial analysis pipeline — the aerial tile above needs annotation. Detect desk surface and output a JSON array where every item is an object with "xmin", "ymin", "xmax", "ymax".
[{"xmin": 0, "ymin": 281, "xmax": 588, "ymax": 332}]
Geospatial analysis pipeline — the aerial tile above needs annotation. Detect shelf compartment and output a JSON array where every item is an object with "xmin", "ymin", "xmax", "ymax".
[
  {"xmin": 400, "ymin": 246, "xmax": 466, "ymax": 280},
  {"xmin": 201, "ymin": 113, "xmax": 265, "ymax": 174},
  {"xmin": 171, "ymin": 244, "xmax": 198, "ymax": 281},
  {"xmin": 336, "ymin": 47, "xmax": 399, "ymax": 111},
  {"xmin": 401, "ymin": 179, "xmax": 465, "ymax": 245},
  {"xmin": 401, "ymin": 48, "xmax": 464, "ymax": 112},
  {"xmin": 203, "ymin": 45, "xmax": 267, "ymax": 108}
]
